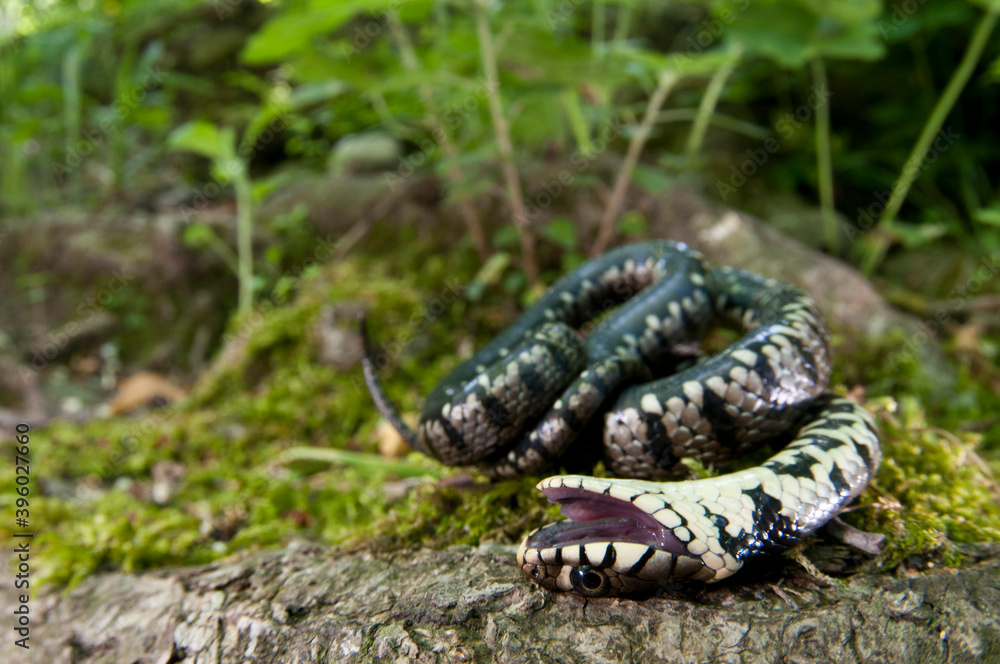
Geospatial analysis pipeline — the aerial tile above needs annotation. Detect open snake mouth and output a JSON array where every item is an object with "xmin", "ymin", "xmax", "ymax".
[{"xmin": 524, "ymin": 486, "xmax": 689, "ymax": 556}]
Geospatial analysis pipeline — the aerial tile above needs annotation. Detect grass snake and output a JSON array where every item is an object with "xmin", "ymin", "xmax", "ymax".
[{"xmin": 363, "ymin": 240, "xmax": 881, "ymax": 596}]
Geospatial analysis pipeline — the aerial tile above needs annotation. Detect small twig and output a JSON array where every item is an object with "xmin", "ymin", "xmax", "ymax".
[
  {"xmin": 331, "ymin": 216, "xmax": 375, "ymax": 261},
  {"xmin": 234, "ymin": 173, "xmax": 254, "ymax": 313},
  {"xmin": 958, "ymin": 416, "xmax": 1000, "ymax": 432},
  {"xmin": 768, "ymin": 583, "xmax": 798, "ymax": 609},
  {"xmin": 825, "ymin": 516, "xmax": 886, "ymax": 555},
  {"xmin": 788, "ymin": 545, "xmax": 839, "ymax": 587},
  {"xmin": 591, "ymin": 70, "xmax": 679, "ymax": 256},
  {"xmin": 475, "ymin": 0, "xmax": 539, "ymax": 284},
  {"xmin": 387, "ymin": 16, "xmax": 490, "ymax": 261},
  {"xmin": 273, "ymin": 446, "xmax": 445, "ymax": 479}
]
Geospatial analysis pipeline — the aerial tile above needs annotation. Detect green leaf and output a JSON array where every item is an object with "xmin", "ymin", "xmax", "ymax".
[
  {"xmin": 616, "ymin": 211, "xmax": 649, "ymax": 237},
  {"xmin": 968, "ymin": 0, "xmax": 1000, "ymax": 11},
  {"xmin": 503, "ymin": 269, "xmax": 528, "ymax": 295},
  {"xmin": 466, "ymin": 252, "xmax": 511, "ymax": 301},
  {"xmin": 561, "ymin": 252, "xmax": 586, "ymax": 273},
  {"xmin": 974, "ymin": 206, "xmax": 1000, "ymax": 227},
  {"xmin": 168, "ymin": 121, "xmax": 236, "ymax": 163},
  {"xmin": 884, "ymin": 219, "xmax": 948, "ymax": 248},
  {"xmin": 289, "ymin": 80, "xmax": 349, "ymax": 107},
  {"xmin": 632, "ymin": 165, "xmax": 672, "ymax": 194},
  {"xmin": 718, "ymin": 0, "xmax": 886, "ymax": 68},
  {"xmin": 182, "ymin": 222, "xmax": 216, "ymax": 248},
  {"xmin": 491, "ymin": 225, "xmax": 521, "ymax": 250},
  {"xmin": 562, "ymin": 89, "xmax": 593, "ymax": 156},
  {"xmin": 541, "ymin": 217, "xmax": 578, "ymax": 250},
  {"xmin": 242, "ymin": 0, "xmax": 433, "ymax": 64}
]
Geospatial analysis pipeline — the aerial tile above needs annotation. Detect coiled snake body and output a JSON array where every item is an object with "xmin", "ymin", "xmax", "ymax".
[{"xmin": 363, "ymin": 241, "xmax": 881, "ymax": 596}]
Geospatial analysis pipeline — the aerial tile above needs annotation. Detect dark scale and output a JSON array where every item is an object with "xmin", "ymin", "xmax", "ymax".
[
  {"xmin": 697, "ymin": 388, "xmax": 749, "ymax": 452},
  {"xmin": 362, "ymin": 241, "xmax": 882, "ymax": 595},
  {"xmin": 364, "ymin": 240, "xmax": 835, "ymax": 476},
  {"xmin": 711, "ymin": 513, "xmax": 751, "ymax": 561},
  {"xmin": 824, "ymin": 459, "xmax": 852, "ymax": 499},
  {"xmin": 743, "ymin": 486, "xmax": 796, "ymax": 555},
  {"xmin": 764, "ymin": 449, "xmax": 823, "ymax": 481},
  {"xmin": 641, "ymin": 412, "xmax": 679, "ymax": 472}
]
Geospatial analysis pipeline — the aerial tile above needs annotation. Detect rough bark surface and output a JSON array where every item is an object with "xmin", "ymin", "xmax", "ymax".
[{"xmin": 8, "ymin": 542, "xmax": 1000, "ymax": 664}]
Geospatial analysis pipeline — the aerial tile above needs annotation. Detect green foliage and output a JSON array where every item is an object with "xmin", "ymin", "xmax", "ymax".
[
  {"xmin": 169, "ymin": 119, "xmax": 256, "ymax": 311},
  {"xmin": 719, "ymin": 0, "xmax": 886, "ymax": 67},
  {"xmin": 0, "ymin": 250, "xmax": 479, "ymax": 586},
  {"xmin": 6, "ymin": 0, "xmax": 997, "ymax": 275},
  {"xmin": 4, "ymin": 0, "xmax": 1000, "ymax": 591},
  {"xmin": 616, "ymin": 210, "xmax": 650, "ymax": 236},
  {"xmin": 541, "ymin": 216, "xmax": 578, "ymax": 250},
  {"xmin": 168, "ymin": 121, "xmax": 239, "ymax": 166},
  {"xmin": 7, "ymin": 253, "xmax": 999, "ymax": 588},
  {"xmin": 850, "ymin": 397, "xmax": 1000, "ymax": 570}
]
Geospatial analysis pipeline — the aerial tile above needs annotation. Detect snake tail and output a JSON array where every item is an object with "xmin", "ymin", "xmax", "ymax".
[{"xmin": 359, "ymin": 313, "xmax": 424, "ymax": 454}]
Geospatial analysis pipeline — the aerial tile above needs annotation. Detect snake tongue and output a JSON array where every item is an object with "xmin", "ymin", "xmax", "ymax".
[
  {"xmin": 524, "ymin": 517, "xmax": 658, "ymax": 550},
  {"xmin": 537, "ymin": 486, "xmax": 688, "ymax": 555}
]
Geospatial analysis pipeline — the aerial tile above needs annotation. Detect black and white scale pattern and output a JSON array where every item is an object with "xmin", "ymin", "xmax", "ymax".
[
  {"xmin": 362, "ymin": 240, "xmax": 882, "ymax": 595},
  {"xmin": 517, "ymin": 395, "xmax": 881, "ymax": 593},
  {"xmin": 603, "ymin": 268, "xmax": 832, "ymax": 479}
]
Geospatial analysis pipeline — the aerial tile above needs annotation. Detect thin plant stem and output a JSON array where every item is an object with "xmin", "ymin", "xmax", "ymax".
[
  {"xmin": 862, "ymin": 6, "xmax": 999, "ymax": 274},
  {"xmin": 112, "ymin": 40, "xmax": 138, "ymax": 191},
  {"xmin": 475, "ymin": 0, "xmax": 539, "ymax": 284},
  {"xmin": 592, "ymin": 0, "xmax": 605, "ymax": 57},
  {"xmin": 659, "ymin": 108, "xmax": 770, "ymax": 140},
  {"xmin": 591, "ymin": 70, "xmax": 679, "ymax": 256},
  {"xmin": 612, "ymin": 3, "xmax": 633, "ymax": 43},
  {"xmin": 811, "ymin": 57, "xmax": 838, "ymax": 254},
  {"xmin": 387, "ymin": 15, "xmax": 490, "ymax": 261},
  {"xmin": 685, "ymin": 44, "xmax": 743, "ymax": 164},
  {"xmin": 61, "ymin": 44, "xmax": 82, "ymax": 201},
  {"xmin": 563, "ymin": 89, "xmax": 593, "ymax": 157},
  {"xmin": 234, "ymin": 171, "xmax": 254, "ymax": 313},
  {"xmin": 207, "ymin": 230, "xmax": 240, "ymax": 276}
]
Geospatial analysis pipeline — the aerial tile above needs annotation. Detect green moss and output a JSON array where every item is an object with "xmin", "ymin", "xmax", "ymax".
[
  {"xmin": 5, "ymin": 247, "xmax": 1000, "ymax": 589},
  {"xmin": 0, "ymin": 250, "xmax": 493, "ymax": 587},
  {"xmin": 847, "ymin": 396, "xmax": 1000, "ymax": 570},
  {"xmin": 833, "ymin": 327, "xmax": 1000, "ymax": 567},
  {"xmin": 354, "ymin": 474, "xmax": 564, "ymax": 553}
]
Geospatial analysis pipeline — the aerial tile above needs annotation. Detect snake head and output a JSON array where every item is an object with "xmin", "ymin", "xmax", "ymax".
[{"xmin": 517, "ymin": 475, "xmax": 737, "ymax": 596}]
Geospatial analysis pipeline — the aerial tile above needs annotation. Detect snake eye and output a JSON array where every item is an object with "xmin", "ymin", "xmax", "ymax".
[{"xmin": 570, "ymin": 566, "xmax": 611, "ymax": 597}]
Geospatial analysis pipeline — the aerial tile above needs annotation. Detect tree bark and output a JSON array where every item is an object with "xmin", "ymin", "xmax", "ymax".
[{"xmin": 10, "ymin": 542, "xmax": 1000, "ymax": 663}]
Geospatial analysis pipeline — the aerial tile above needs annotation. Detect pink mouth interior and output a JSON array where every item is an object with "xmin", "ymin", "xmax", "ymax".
[{"xmin": 525, "ymin": 486, "xmax": 688, "ymax": 556}]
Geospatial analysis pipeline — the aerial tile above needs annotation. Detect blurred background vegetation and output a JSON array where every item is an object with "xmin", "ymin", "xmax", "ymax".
[
  {"xmin": 1, "ymin": 0, "xmax": 1000, "ymax": 586},
  {"xmin": 4, "ymin": 0, "xmax": 999, "ymax": 268}
]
